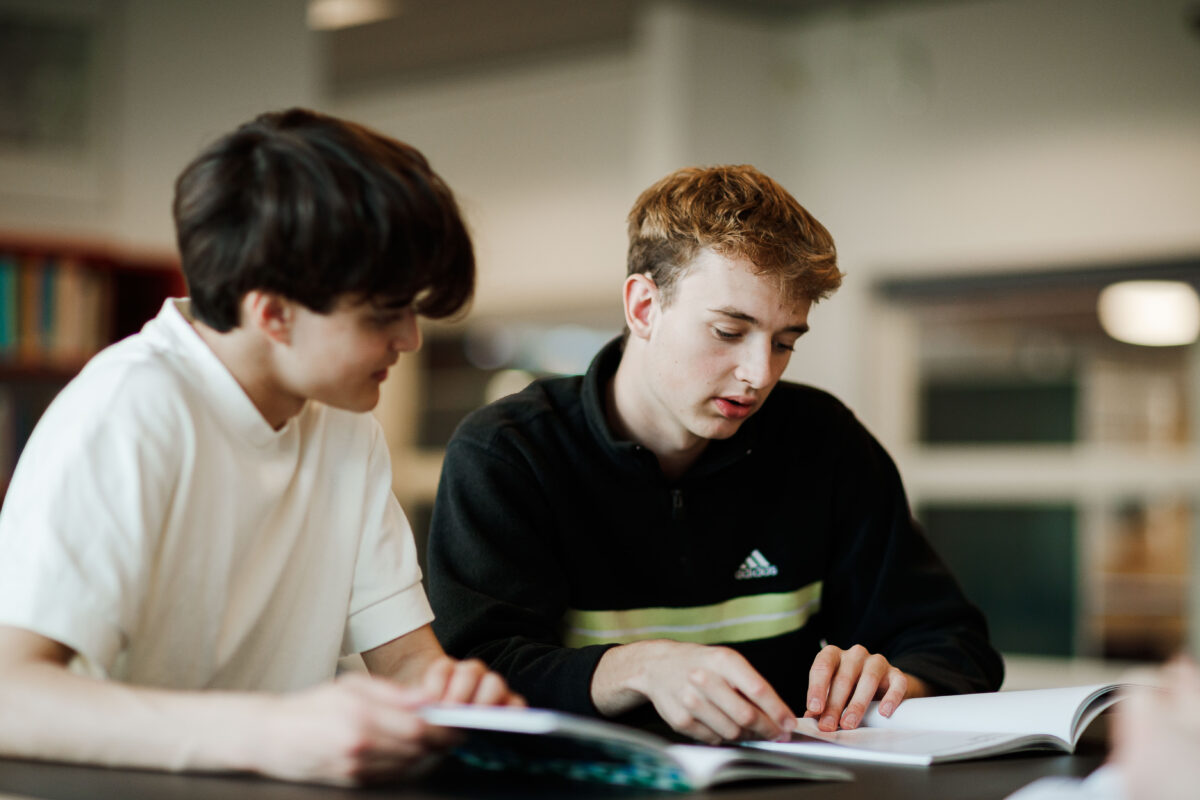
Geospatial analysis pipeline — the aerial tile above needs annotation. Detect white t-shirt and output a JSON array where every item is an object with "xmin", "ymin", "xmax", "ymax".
[{"xmin": 0, "ymin": 299, "xmax": 432, "ymax": 691}]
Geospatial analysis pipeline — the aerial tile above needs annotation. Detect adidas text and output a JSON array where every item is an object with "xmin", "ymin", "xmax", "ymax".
[{"xmin": 734, "ymin": 549, "xmax": 779, "ymax": 579}]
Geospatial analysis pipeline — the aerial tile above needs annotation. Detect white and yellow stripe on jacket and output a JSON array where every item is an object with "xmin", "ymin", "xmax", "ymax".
[{"xmin": 563, "ymin": 581, "xmax": 822, "ymax": 647}]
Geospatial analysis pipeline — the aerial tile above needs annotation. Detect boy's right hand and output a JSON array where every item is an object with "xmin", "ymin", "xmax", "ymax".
[
  {"xmin": 419, "ymin": 655, "xmax": 526, "ymax": 707},
  {"xmin": 254, "ymin": 673, "xmax": 452, "ymax": 786},
  {"xmin": 592, "ymin": 640, "xmax": 796, "ymax": 744}
]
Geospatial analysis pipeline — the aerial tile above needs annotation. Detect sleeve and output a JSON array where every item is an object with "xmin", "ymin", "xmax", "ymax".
[
  {"xmin": 0, "ymin": 368, "xmax": 178, "ymax": 677},
  {"xmin": 342, "ymin": 422, "xmax": 433, "ymax": 656},
  {"xmin": 427, "ymin": 433, "xmax": 613, "ymax": 715},
  {"xmin": 821, "ymin": 410, "xmax": 1005, "ymax": 695}
]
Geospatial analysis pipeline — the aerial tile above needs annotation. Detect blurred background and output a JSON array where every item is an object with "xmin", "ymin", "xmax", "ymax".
[{"xmin": 2, "ymin": 0, "xmax": 1199, "ymax": 686}]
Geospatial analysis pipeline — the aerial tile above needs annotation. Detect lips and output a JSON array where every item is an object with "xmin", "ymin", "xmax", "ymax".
[{"xmin": 714, "ymin": 396, "xmax": 756, "ymax": 420}]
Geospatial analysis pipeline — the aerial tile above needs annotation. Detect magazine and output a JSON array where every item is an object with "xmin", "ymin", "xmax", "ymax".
[
  {"xmin": 418, "ymin": 704, "xmax": 852, "ymax": 792},
  {"xmin": 745, "ymin": 683, "xmax": 1132, "ymax": 766}
]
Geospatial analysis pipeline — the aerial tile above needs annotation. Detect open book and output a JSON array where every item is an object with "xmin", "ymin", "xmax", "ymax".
[
  {"xmin": 418, "ymin": 705, "xmax": 851, "ymax": 792},
  {"xmin": 745, "ymin": 683, "xmax": 1131, "ymax": 766}
]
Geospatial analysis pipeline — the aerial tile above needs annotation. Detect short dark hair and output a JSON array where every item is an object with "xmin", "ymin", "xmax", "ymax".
[
  {"xmin": 174, "ymin": 108, "xmax": 474, "ymax": 331},
  {"xmin": 627, "ymin": 165, "xmax": 840, "ymax": 307}
]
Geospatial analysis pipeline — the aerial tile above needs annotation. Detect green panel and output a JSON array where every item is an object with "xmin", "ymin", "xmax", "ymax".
[
  {"xmin": 919, "ymin": 504, "xmax": 1076, "ymax": 657},
  {"xmin": 920, "ymin": 379, "xmax": 1077, "ymax": 444}
]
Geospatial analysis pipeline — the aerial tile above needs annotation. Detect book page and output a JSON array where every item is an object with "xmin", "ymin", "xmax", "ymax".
[
  {"xmin": 666, "ymin": 744, "xmax": 852, "ymax": 784},
  {"xmin": 858, "ymin": 684, "xmax": 1125, "ymax": 744},
  {"xmin": 750, "ymin": 720, "xmax": 1047, "ymax": 765}
]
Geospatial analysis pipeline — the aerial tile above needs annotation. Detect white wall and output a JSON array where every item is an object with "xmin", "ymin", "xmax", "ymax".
[
  {"xmin": 778, "ymin": 0, "xmax": 1200, "ymax": 417},
  {"xmin": 112, "ymin": 0, "xmax": 318, "ymax": 250},
  {"xmin": 0, "ymin": 0, "xmax": 317, "ymax": 252}
]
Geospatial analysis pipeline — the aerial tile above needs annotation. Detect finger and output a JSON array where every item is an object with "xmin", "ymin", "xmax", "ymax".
[
  {"xmin": 819, "ymin": 645, "xmax": 868, "ymax": 731},
  {"xmin": 421, "ymin": 657, "xmax": 457, "ymax": 701},
  {"xmin": 659, "ymin": 689, "xmax": 740, "ymax": 745},
  {"xmin": 370, "ymin": 703, "xmax": 433, "ymax": 745},
  {"xmin": 713, "ymin": 651, "xmax": 795, "ymax": 734},
  {"xmin": 877, "ymin": 667, "xmax": 908, "ymax": 717},
  {"xmin": 466, "ymin": 671, "xmax": 512, "ymax": 706},
  {"xmin": 672, "ymin": 719, "xmax": 726, "ymax": 745},
  {"xmin": 701, "ymin": 674, "xmax": 788, "ymax": 741},
  {"xmin": 840, "ymin": 654, "xmax": 889, "ymax": 729},
  {"xmin": 806, "ymin": 645, "xmax": 842, "ymax": 717},
  {"xmin": 441, "ymin": 659, "xmax": 490, "ymax": 704},
  {"xmin": 369, "ymin": 705, "xmax": 463, "ymax": 756}
]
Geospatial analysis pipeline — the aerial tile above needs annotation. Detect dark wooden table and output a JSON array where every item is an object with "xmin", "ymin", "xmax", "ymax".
[{"xmin": 0, "ymin": 744, "xmax": 1106, "ymax": 800}]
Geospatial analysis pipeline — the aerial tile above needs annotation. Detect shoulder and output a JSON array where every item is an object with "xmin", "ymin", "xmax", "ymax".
[
  {"xmin": 762, "ymin": 383, "xmax": 904, "ymax": 487},
  {"xmin": 442, "ymin": 374, "xmax": 589, "ymax": 472},
  {"xmin": 759, "ymin": 381, "xmax": 857, "ymax": 431},
  {"xmin": 10, "ymin": 340, "xmax": 190, "ymax": 506},
  {"xmin": 750, "ymin": 381, "xmax": 891, "ymax": 469},
  {"xmin": 45, "ymin": 338, "xmax": 193, "ymax": 438},
  {"xmin": 452, "ymin": 374, "xmax": 584, "ymax": 445}
]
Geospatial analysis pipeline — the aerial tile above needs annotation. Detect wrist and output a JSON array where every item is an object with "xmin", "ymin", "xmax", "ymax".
[
  {"xmin": 212, "ymin": 692, "xmax": 280, "ymax": 775},
  {"xmin": 592, "ymin": 640, "xmax": 668, "ymax": 717}
]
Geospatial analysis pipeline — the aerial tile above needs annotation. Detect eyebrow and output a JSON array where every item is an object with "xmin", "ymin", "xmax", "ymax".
[
  {"xmin": 709, "ymin": 306, "xmax": 810, "ymax": 335},
  {"xmin": 371, "ymin": 296, "xmax": 414, "ymax": 311}
]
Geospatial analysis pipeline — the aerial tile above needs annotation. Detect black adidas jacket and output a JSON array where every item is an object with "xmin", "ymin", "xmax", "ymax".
[{"xmin": 427, "ymin": 338, "xmax": 1004, "ymax": 719}]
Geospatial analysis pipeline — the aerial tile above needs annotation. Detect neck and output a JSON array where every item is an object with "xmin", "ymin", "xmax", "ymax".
[
  {"xmin": 608, "ymin": 344, "xmax": 708, "ymax": 480},
  {"xmin": 191, "ymin": 320, "xmax": 302, "ymax": 430}
]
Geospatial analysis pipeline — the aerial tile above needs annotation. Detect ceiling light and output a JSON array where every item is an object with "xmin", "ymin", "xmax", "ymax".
[
  {"xmin": 1097, "ymin": 280, "xmax": 1200, "ymax": 347},
  {"xmin": 307, "ymin": 0, "xmax": 398, "ymax": 31}
]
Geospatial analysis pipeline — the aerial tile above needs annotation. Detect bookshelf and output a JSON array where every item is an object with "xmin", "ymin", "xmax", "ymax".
[
  {"xmin": 870, "ymin": 258, "xmax": 1200, "ymax": 663},
  {"xmin": 0, "ymin": 236, "xmax": 184, "ymax": 503}
]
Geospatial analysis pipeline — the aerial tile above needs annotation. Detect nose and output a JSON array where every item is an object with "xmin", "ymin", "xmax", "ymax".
[
  {"xmin": 392, "ymin": 312, "xmax": 421, "ymax": 353},
  {"xmin": 733, "ymin": 340, "xmax": 776, "ymax": 390}
]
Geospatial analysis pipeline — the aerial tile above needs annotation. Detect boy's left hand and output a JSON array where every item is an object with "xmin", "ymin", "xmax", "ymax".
[
  {"xmin": 803, "ymin": 644, "xmax": 929, "ymax": 731},
  {"xmin": 421, "ymin": 656, "xmax": 525, "ymax": 707}
]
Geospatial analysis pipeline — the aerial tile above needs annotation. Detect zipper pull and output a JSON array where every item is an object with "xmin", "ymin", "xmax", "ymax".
[{"xmin": 671, "ymin": 489, "xmax": 685, "ymax": 521}]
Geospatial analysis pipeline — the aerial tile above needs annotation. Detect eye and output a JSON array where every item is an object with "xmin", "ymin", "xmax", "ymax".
[
  {"xmin": 713, "ymin": 327, "xmax": 741, "ymax": 341},
  {"xmin": 366, "ymin": 309, "xmax": 408, "ymax": 329},
  {"xmin": 774, "ymin": 340, "xmax": 796, "ymax": 353}
]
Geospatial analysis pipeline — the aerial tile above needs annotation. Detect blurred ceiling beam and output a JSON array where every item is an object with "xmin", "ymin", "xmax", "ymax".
[{"xmin": 321, "ymin": 0, "xmax": 971, "ymax": 95}]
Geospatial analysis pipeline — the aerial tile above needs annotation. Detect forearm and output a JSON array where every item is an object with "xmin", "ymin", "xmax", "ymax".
[
  {"xmin": 0, "ymin": 660, "xmax": 268, "ymax": 773},
  {"xmin": 363, "ymin": 624, "xmax": 446, "ymax": 685}
]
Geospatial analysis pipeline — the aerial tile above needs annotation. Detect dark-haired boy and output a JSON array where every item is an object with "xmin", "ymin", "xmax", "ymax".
[
  {"xmin": 0, "ymin": 109, "xmax": 520, "ymax": 785},
  {"xmin": 428, "ymin": 165, "xmax": 1003, "ymax": 745}
]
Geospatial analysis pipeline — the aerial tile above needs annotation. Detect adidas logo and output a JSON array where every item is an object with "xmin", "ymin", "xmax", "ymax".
[{"xmin": 734, "ymin": 549, "xmax": 778, "ymax": 580}]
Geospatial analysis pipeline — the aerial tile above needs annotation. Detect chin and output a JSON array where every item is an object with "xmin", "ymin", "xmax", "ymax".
[
  {"xmin": 353, "ymin": 392, "xmax": 382, "ymax": 412},
  {"xmin": 694, "ymin": 419, "xmax": 744, "ymax": 440},
  {"xmin": 322, "ymin": 389, "xmax": 380, "ymax": 413}
]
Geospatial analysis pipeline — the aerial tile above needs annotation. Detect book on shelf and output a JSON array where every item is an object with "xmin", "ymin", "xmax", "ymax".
[
  {"xmin": 745, "ymin": 683, "xmax": 1132, "ymax": 766},
  {"xmin": 418, "ymin": 704, "xmax": 852, "ymax": 792},
  {"xmin": 0, "ymin": 253, "xmax": 110, "ymax": 366},
  {"xmin": 0, "ymin": 256, "xmax": 16, "ymax": 357}
]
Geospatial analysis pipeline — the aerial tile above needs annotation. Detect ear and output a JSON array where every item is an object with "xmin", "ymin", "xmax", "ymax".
[
  {"xmin": 242, "ymin": 290, "xmax": 294, "ymax": 345},
  {"xmin": 623, "ymin": 273, "xmax": 659, "ymax": 341}
]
